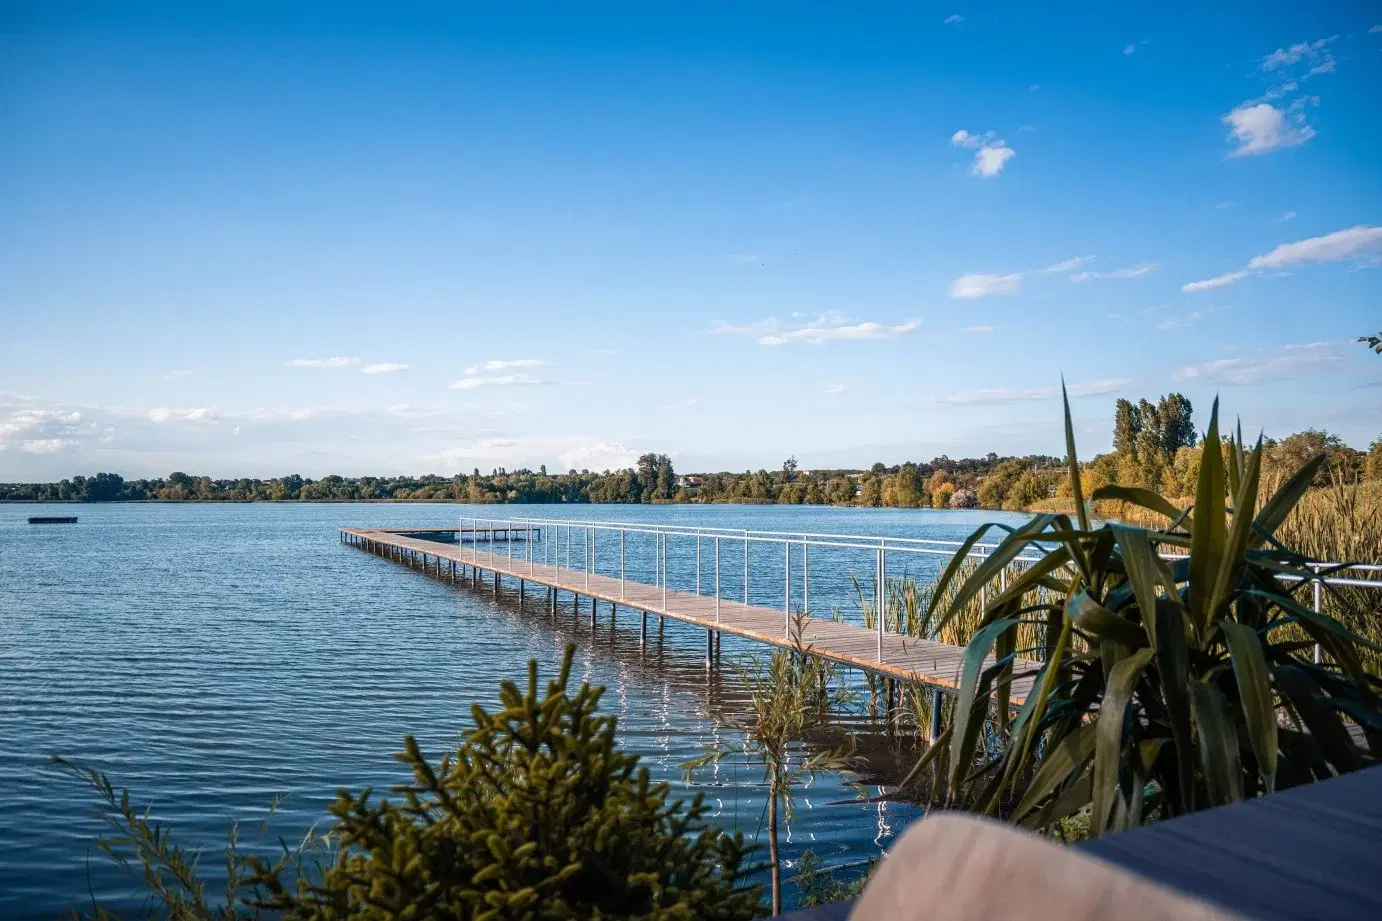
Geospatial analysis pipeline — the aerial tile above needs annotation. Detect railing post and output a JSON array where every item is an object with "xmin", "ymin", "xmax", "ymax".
[
  {"xmin": 696, "ymin": 531, "xmax": 702, "ymax": 595},
  {"xmin": 661, "ymin": 531, "xmax": 668, "ymax": 611},
  {"xmin": 803, "ymin": 541, "xmax": 809, "ymax": 617},
  {"xmin": 587, "ymin": 525, "xmax": 593, "ymax": 591},
  {"xmin": 784, "ymin": 540, "xmax": 791, "ymax": 639},
  {"xmin": 743, "ymin": 530, "xmax": 750, "ymax": 606},
  {"xmin": 715, "ymin": 536, "xmax": 721, "ymax": 623},
  {"xmin": 566, "ymin": 523, "xmax": 571, "ymax": 575},
  {"xmin": 881, "ymin": 538, "xmax": 888, "ymax": 631},
  {"xmin": 620, "ymin": 528, "xmax": 626, "ymax": 600},
  {"xmin": 1313, "ymin": 564, "xmax": 1323, "ymax": 665},
  {"xmin": 876, "ymin": 546, "xmax": 884, "ymax": 661},
  {"xmin": 529, "ymin": 524, "xmax": 534, "ymax": 575}
]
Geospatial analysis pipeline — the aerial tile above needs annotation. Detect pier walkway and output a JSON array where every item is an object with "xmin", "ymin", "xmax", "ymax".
[{"xmin": 340, "ymin": 523, "xmax": 1042, "ymax": 708}]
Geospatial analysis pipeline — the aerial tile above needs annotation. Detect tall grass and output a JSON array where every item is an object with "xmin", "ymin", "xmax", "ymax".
[{"xmin": 1276, "ymin": 480, "xmax": 1382, "ymax": 673}]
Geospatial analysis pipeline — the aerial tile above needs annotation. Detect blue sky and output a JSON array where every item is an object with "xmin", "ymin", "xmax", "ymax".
[{"xmin": 1, "ymin": 2, "xmax": 1380, "ymax": 479}]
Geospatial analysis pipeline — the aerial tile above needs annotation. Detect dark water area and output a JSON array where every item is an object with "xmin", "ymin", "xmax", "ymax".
[{"xmin": 0, "ymin": 502, "xmax": 1029, "ymax": 918}]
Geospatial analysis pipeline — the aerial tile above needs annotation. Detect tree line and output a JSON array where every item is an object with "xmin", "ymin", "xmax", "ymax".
[{"xmin": 4, "ymin": 407, "xmax": 1379, "ymax": 508}]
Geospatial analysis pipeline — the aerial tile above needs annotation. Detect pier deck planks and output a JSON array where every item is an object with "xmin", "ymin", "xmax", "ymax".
[{"xmin": 341, "ymin": 527, "xmax": 1040, "ymax": 703}]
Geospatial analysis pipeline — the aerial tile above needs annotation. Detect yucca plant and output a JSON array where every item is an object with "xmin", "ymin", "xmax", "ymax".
[{"xmin": 907, "ymin": 385, "xmax": 1382, "ymax": 837}]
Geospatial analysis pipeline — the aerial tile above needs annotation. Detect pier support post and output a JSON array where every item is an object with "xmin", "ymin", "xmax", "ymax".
[
  {"xmin": 550, "ymin": 587, "xmax": 556, "ymax": 616},
  {"xmin": 493, "ymin": 570, "xmax": 499, "ymax": 599},
  {"xmin": 706, "ymin": 629, "xmax": 713, "ymax": 666},
  {"xmin": 928, "ymin": 688, "xmax": 944, "ymax": 744},
  {"xmin": 640, "ymin": 610, "xmax": 647, "ymax": 647}
]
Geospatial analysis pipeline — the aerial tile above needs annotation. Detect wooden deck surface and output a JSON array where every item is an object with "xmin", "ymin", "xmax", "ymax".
[{"xmin": 341, "ymin": 527, "xmax": 1040, "ymax": 703}]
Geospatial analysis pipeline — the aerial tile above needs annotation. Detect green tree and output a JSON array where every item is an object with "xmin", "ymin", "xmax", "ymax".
[
  {"xmin": 1112, "ymin": 398, "xmax": 1141, "ymax": 456},
  {"xmin": 1366, "ymin": 438, "xmax": 1382, "ymax": 482}
]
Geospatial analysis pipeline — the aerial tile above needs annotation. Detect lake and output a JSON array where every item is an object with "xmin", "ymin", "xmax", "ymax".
[{"xmin": 0, "ymin": 502, "xmax": 1030, "ymax": 918}]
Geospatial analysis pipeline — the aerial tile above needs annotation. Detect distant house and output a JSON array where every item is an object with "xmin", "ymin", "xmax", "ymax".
[{"xmin": 677, "ymin": 475, "xmax": 705, "ymax": 488}]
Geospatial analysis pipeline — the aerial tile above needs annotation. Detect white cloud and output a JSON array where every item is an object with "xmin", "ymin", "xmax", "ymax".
[
  {"xmin": 1183, "ymin": 225, "xmax": 1382, "ymax": 292},
  {"xmin": 1041, "ymin": 256, "xmax": 1093, "ymax": 273},
  {"xmin": 952, "ymin": 129, "xmax": 1016, "ymax": 177},
  {"xmin": 944, "ymin": 14, "xmax": 963, "ymax": 25},
  {"xmin": 1182, "ymin": 270, "xmax": 1250, "ymax": 292},
  {"xmin": 21, "ymin": 438, "xmax": 73, "ymax": 454},
  {"xmin": 1370, "ymin": 25, "xmax": 1382, "ymax": 34},
  {"xmin": 164, "ymin": 370, "xmax": 192, "ymax": 380},
  {"xmin": 463, "ymin": 358, "xmax": 548, "ymax": 375},
  {"xmin": 1273, "ymin": 210, "xmax": 1297, "ymax": 223},
  {"xmin": 450, "ymin": 374, "xmax": 549, "ymax": 390},
  {"xmin": 1070, "ymin": 262, "xmax": 1157, "ymax": 282},
  {"xmin": 558, "ymin": 441, "xmax": 641, "ymax": 473},
  {"xmin": 949, "ymin": 272, "xmax": 1021, "ymax": 298},
  {"xmin": 941, "ymin": 378, "xmax": 1131, "ymax": 405},
  {"xmin": 1123, "ymin": 44, "xmax": 1136, "ymax": 55},
  {"xmin": 761, "ymin": 318, "xmax": 920, "ymax": 346},
  {"xmin": 710, "ymin": 313, "xmax": 920, "ymax": 346},
  {"xmin": 1173, "ymin": 342, "xmax": 1344, "ymax": 385},
  {"xmin": 1246, "ymin": 225, "xmax": 1382, "ymax": 270},
  {"xmin": 1261, "ymin": 36, "xmax": 1336, "ymax": 72},
  {"xmin": 360, "ymin": 363, "xmax": 409, "ymax": 375},
  {"xmin": 661, "ymin": 397, "xmax": 700, "ymax": 411},
  {"xmin": 285, "ymin": 356, "xmax": 360, "ymax": 368},
  {"xmin": 1223, "ymin": 102, "xmax": 1315, "ymax": 156},
  {"xmin": 961, "ymin": 325, "xmax": 996, "ymax": 334},
  {"xmin": 148, "ymin": 407, "xmax": 218, "ymax": 424},
  {"xmin": 823, "ymin": 383, "xmax": 848, "ymax": 393},
  {"xmin": 972, "ymin": 142, "xmax": 1015, "ymax": 177}
]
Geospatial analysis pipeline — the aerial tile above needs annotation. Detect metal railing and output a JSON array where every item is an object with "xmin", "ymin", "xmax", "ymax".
[{"xmin": 451, "ymin": 515, "xmax": 1382, "ymax": 666}]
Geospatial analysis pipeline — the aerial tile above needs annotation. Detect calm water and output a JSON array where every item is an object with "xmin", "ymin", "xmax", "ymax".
[{"xmin": 0, "ymin": 502, "xmax": 1029, "ymax": 918}]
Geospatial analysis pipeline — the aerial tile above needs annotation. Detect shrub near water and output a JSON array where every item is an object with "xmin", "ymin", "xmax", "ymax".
[{"xmin": 61, "ymin": 647, "xmax": 763, "ymax": 920}]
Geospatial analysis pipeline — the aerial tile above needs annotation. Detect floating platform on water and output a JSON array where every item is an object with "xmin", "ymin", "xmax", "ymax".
[{"xmin": 28, "ymin": 516, "xmax": 78, "ymax": 524}]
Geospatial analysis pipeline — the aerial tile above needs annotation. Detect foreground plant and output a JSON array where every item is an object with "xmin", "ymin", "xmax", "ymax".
[
  {"xmin": 908, "ymin": 386, "xmax": 1381, "ymax": 837},
  {"xmin": 61, "ymin": 646, "xmax": 763, "ymax": 920}
]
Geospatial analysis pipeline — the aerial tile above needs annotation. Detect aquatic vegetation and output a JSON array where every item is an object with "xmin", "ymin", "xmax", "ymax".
[{"xmin": 684, "ymin": 614, "xmax": 858, "ymax": 916}]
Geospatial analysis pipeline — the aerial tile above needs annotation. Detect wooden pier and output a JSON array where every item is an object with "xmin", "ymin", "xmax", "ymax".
[{"xmin": 340, "ymin": 526, "xmax": 1040, "ymax": 708}]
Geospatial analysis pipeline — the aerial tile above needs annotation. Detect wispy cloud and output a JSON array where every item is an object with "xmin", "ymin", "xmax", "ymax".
[
  {"xmin": 950, "ymin": 255, "xmax": 1107, "ymax": 298},
  {"xmin": 1041, "ymin": 256, "xmax": 1093, "ymax": 273},
  {"xmin": 21, "ymin": 438, "xmax": 73, "ymax": 454},
  {"xmin": 949, "ymin": 272, "xmax": 1022, "ymax": 298},
  {"xmin": 944, "ymin": 14, "xmax": 963, "ymax": 25},
  {"xmin": 450, "ymin": 374, "xmax": 549, "ymax": 390},
  {"xmin": 1070, "ymin": 262, "xmax": 1158, "ymax": 282},
  {"xmin": 1273, "ymin": 210, "xmax": 1297, "ymax": 223},
  {"xmin": 285, "ymin": 356, "xmax": 360, "ymax": 368},
  {"xmin": 148, "ymin": 407, "xmax": 219, "ymax": 424},
  {"xmin": 951, "ymin": 129, "xmax": 1016, "ymax": 178},
  {"xmin": 164, "ymin": 370, "xmax": 192, "ymax": 380},
  {"xmin": 1182, "ymin": 270, "xmax": 1250, "ymax": 292},
  {"xmin": 1172, "ymin": 342, "xmax": 1345, "ymax": 385},
  {"xmin": 1123, "ymin": 44, "xmax": 1136, "ymax": 55},
  {"xmin": 1261, "ymin": 35, "xmax": 1337, "ymax": 73},
  {"xmin": 1157, "ymin": 311, "xmax": 1201, "ymax": 330},
  {"xmin": 709, "ymin": 313, "xmax": 920, "ymax": 346},
  {"xmin": 961, "ymin": 325, "xmax": 997, "ymax": 334},
  {"xmin": 940, "ymin": 378, "xmax": 1131, "ymax": 405},
  {"xmin": 1183, "ymin": 225, "xmax": 1382, "ymax": 292},
  {"xmin": 463, "ymin": 359, "xmax": 548, "ymax": 376},
  {"xmin": 823, "ymin": 383, "xmax": 848, "ymax": 393},
  {"xmin": 360, "ymin": 363, "xmax": 409, "ymax": 375}
]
